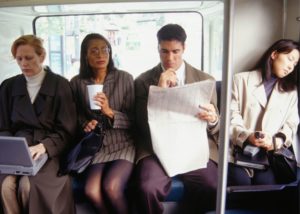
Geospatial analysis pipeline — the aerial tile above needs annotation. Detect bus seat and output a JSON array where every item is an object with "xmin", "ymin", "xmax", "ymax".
[
  {"xmin": 226, "ymin": 168, "xmax": 300, "ymax": 214},
  {"xmin": 216, "ymin": 80, "xmax": 221, "ymax": 111},
  {"xmin": 165, "ymin": 176, "xmax": 184, "ymax": 201}
]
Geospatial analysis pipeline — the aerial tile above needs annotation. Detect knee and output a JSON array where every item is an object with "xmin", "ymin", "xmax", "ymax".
[
  {"xmin": 18, "ymin": 176, "xmax": 30, "ymax": 197},
  {"xmin": 84, "ymin": 185, "xmax": 100, "ymax": 202},
  {"xmin": 103, "ymin": 179, "xmax": 124, "ymax": 200},
  {"xmin": 136, "ymin": 178, "xmax": 158, "ymax": 196},
  {"xmin": 134, "ymin": 157, "xmax": 170, "ymax": 197},
  {"xmin": 227, "ymin": 164, "xmax": 251, "ymax": 186},
  {"xmin": 1, "ymin": 176, "xmax": 17, "ymax": 196},
  {"xmin": 135, "ymin": 171, "xmax": 156, "ymax": 195}
]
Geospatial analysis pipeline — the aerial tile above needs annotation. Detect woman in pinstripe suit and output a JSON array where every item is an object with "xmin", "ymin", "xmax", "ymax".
[{"xmin": 70, "ymin": 33, "xmax": 135, "ymax": 214}]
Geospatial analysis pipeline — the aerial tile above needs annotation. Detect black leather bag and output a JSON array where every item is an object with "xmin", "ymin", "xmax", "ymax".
[
  {"xmin": 233, "ymin": 145, "xmax": 269, "ymax": 170},
  {"xmin": 59, "ymin": 123, "xmax": 105, "ymax": 175},
  {"xmin": 270, "ymin": 146, "xmax": 297, "ymax": 184}
]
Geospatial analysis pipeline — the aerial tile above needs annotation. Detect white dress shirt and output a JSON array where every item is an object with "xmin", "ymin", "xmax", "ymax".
[{"xmin": 161, "ymin": 62, "xmax": 186, "ymax": 86}]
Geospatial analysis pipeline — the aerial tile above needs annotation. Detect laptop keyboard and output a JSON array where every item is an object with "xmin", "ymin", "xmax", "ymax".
[{"xmin": 34, "ymin": 154, "xmax": 47, "ymax": 166}]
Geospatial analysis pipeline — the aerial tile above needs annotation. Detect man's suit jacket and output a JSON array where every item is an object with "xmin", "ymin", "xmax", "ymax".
[
  {"xmin": 134, "ymin": 62, "xmax": 220, "ymax": 163},
  {"xmin": 230, "ymin": 70, "xmax": 299, "ymax": 151}
]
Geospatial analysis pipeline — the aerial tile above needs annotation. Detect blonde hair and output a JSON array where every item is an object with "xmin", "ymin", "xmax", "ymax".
[{"xmin": 11, "ymin": 35, "xmax": 45, "ymax": 58}]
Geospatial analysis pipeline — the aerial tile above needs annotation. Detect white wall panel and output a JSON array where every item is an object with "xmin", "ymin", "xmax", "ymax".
[{"xmin": 232, "ymin": 0, "xmax": 283, "ymax": 73}]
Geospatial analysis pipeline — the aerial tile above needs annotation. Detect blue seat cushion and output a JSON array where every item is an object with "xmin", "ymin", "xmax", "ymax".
[
  {"xmin": 165, "ymin": 176, "xmax": 184, "ymax": 201},
  {"xmin": 72, "ymin": 174, "xmax": 87, "ymax": 202}
]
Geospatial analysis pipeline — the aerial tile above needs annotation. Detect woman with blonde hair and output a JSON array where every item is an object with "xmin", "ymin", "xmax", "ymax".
[{"xmin": 0, "ymin": 34, "xmax": 77, "ymax": 214}]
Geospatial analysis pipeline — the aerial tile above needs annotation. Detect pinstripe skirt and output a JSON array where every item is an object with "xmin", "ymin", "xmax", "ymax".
[{"xmin": 91, "ymin": 130, "xmax": 135, "ymax": 164}]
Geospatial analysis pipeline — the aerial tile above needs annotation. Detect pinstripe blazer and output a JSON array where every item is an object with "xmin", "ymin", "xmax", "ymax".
[
  {"xmin": 229, "ymin": 70, "xmax": 299, "ymax": 161},
  {"xmin": 135, "ymin": 62, "xmax": 220, "ymax": 163},
  {"xmin": 70, "ymin": 69, "xmax": 135, "ymax": 163}
]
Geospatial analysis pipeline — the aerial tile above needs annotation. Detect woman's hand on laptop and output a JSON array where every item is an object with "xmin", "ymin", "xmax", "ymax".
[{"xmin": 29, "ymin": 143, "xmax": 46, "ymax": 161}]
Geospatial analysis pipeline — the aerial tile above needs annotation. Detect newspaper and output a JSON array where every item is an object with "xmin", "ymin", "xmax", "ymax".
[{"xmin": 147, "ymin": 80, "xmax": 215, "ymax": 176}]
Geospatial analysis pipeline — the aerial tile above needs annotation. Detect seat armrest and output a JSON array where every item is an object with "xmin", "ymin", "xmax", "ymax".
[{"xmin": 227, "ymin": 184, "xmax": 287, "ymax": 193}]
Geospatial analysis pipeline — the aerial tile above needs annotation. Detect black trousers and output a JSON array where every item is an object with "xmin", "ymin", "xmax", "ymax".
[
  {"xmin": 227, "ymin": 163, "xmax": 276, "ymax": 186},
  {"xmin": 133, "ymin": 155, "xmax": 218, "ymax": 214}
]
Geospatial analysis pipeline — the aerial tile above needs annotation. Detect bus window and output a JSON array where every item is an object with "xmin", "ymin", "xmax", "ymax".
[
  {"xmin": 0, "ymin": 1, "xmax": 223, "ymax": 83},
  {"xmin": 33, "ymin": 1, "xmax": 223, "ymax": 80}
]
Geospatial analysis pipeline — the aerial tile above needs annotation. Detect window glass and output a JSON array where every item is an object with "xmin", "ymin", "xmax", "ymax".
[
  {"xmin": 35, "ymin": 12, "xmax": 203, "ymax": 80},
  {"xmin": 0, "ymin": 1, "xmax": 222, "ymax": 83}
]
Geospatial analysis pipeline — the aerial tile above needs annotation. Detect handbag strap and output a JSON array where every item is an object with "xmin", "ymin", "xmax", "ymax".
[
  {"xmin": 273, "ymin": 145, "xmax": 295, "ymax": 160},
  {"xmin": 92, "ymin": 111, "xmax": 107, "ymax": 137},
  {"xmin": 272, "ymin": 136, "xmax": 276, "ymax": 151}
]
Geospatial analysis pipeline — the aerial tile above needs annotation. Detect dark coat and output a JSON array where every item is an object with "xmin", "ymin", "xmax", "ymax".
[
  {"xmin": 134, "ymin": 62, "xmax": 220, "ymax": 163},
  {"xmin": 0, "ymin": 67, "xmax": 77, "ymax": 214}
]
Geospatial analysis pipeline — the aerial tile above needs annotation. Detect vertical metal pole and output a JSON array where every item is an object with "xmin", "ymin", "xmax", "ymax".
[{"xmin": 215, "ymin": 0, "xmax": 235, "ymax": 213}]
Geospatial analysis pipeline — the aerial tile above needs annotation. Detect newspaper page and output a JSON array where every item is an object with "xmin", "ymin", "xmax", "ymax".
[{"xmin": 147, "ymin": 80, "xmax": 215, "ymax": 176}]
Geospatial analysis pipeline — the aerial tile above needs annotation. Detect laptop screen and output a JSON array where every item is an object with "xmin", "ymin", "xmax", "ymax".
[{"xmin": 0, "ymin": 136, "xmax": 34, "ymax": 167}]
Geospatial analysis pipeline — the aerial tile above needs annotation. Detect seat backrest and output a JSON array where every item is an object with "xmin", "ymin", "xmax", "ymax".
[{"xmin": 216, "ymin": 81, "xmax": 222, "ymax": 112}]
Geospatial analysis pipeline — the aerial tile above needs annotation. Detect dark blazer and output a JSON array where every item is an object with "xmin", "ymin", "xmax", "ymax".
[
  {"xmin": 134, "ymin": 62, "xmax": 220, "ymax": 163},
  {"xmin": 0, "ymin": 67, "xmax": 77, "ymax": 214},
  {"xmin": 70, "ymin": 69, "xmax": 135, "ymax": 164}
]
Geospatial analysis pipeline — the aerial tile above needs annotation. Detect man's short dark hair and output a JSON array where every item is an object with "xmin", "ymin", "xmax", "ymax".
[{"xmin": 157, "ymin": 24, "xmax": 187, "ymax": 44}]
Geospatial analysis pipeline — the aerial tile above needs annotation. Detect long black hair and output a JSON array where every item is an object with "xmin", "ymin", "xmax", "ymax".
[
  {"xmin": 252, "ymin": 39, "xmax": 300, "ymax": 92},
  {"xmin": 79, "ymin": 33, "xmax": 115, "ymax": 79}
]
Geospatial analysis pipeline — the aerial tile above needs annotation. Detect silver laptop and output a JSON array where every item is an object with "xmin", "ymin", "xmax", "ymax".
[{"xmin": 0, "ymin": 136, "xmax": 48, "ymax": 176}]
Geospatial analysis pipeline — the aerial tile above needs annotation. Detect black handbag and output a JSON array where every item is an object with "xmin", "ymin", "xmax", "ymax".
[
  {"xmin": 59, "ymin": 122, "xmax": 105, "ymax": 175},
  {"xmin": 270, "ymin": 145, "xmax": 297, "ymax": 184},
  {"xmin": 233, "ymin": 145, "xmax": 269, "ymax": 170}
]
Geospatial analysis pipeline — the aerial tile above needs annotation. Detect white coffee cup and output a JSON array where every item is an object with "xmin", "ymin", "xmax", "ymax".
[{"xmin": 87, "ymin": 84, "xmax": 103, "ymax": 110}]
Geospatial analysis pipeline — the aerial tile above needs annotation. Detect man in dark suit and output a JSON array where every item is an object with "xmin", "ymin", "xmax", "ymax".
[{"xmin": 134, "ymin": 24, "xmax": 220, "ymax": 214}]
